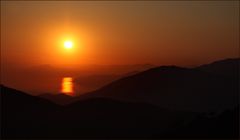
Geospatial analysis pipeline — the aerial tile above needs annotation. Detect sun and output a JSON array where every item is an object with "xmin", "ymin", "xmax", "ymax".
[{"xmin": 64, "ymin": 40, "xmax": 73, "ymax": 49}]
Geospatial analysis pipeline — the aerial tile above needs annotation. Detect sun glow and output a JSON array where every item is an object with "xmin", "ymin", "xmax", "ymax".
[
  {"xmin": 61, "ymin": 77, "xmax": 74, "ymax": 96},
  {"xmin": 64, "ymin": 40, "xmax": 73, "ymax": 49}
]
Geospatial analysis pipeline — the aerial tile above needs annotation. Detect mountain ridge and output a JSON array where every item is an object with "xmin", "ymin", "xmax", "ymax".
[{"xmin": 75, "ymin": 58, "xmax": 239, "ymax": 112}]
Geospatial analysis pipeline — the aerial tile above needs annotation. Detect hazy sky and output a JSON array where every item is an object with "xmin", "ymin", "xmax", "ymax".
[
  {"xmin": 1, "ymin": 1, "xmax": 239, "ymax": 94},
  {"xmin": 1, "ymin": 1, "xmax": 239, "ymax": 67}
]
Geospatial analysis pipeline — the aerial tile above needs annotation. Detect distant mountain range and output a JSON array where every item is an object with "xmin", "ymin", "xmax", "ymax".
[
  {"xmin": 74, "ymin": 70, "xmax": 140, "ymax": 94},
  {"xmin": 74, "ymin": 58, "xmax": 239, "ymax": 112},
  {"xmin": 2, "ymin": 63, "xmax": 155, "ymax": 95},
  {"xmin": 1, "ymin": 58, "xmax": 239, "ymax": 138},
  {"xmin": 195, "ymin": 58, "xmax": 239, "ymax": 78}
]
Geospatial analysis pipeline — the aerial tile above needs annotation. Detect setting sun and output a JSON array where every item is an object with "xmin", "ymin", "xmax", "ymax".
[{"xmin": 64, "ymin": 41, "xmax": 73, "ymax": 49}]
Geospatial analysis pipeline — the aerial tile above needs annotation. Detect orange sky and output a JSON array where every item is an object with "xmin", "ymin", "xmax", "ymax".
[
  {"xmin": 1, "ymin": 1, "xmax": 239, "ymax": 68},
  {"xmin": 1, "ymin": 1, "xmax": 239, "ymax": 94}
]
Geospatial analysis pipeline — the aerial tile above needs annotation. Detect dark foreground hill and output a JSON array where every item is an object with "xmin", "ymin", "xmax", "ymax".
[
  {"xmin": 1, "ymin": 85, "xmax": 239, "ymax": 139},
  {"xmin": 77, "ymin": 58, "xmax": 239, "ymax": 112},
  {"xmin": 39, "ymin": 93, "xmax": 77, "ymax": 105},
  {"xmin": 1, "ymin": 58, "xmax": 239, "ymax": 138},
  {"xmin": 1, "ymin": 85, "xmax": 190, "ymax": 138}
]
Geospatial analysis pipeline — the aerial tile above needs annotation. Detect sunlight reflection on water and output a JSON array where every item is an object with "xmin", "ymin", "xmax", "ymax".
[{"xmin": 61, "ymin": 77, "xmax": 74, "ymax": 96}]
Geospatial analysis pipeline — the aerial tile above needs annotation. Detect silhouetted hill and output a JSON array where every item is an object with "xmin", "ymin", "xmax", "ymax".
[
  {"xmin": 1, "ymin": 58, "xmax": 239, "ymax": 138},
  {"xmin": 1, "ymin": 85, "xmax": 58, "ymax": 110},
  {"xmin": 1, "ymin": 85, "xmax": 194, "ymax": 138},
  {"xmin": 74, "ymin": 71, "xmax": 141, "ymax": 95},
  {"xmin": 1, "ymin": 85, "xmax": 60, "ymax": 138},
  {"xmin": 196, "ymin": 58, "xmax": 239, "ymax": 78},
  {"xmin": 39, "ymin": 93, "xmax": 77, "ymax": 105},
  {"xmin": 164, "ymin": 106, "xmax": 239, "ymax": 139},
  {"xmin": 77, "ymin": 59, "xmax": 239, "ymax": 112},
  {"xmin": 1, "ymin": 84, "xmax": 238, "ymax": 138}
]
